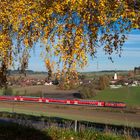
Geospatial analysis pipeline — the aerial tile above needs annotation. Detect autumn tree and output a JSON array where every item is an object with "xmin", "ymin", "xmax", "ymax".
[
  {"xmin": 99, "ymin": 75, "xmax": 110, "ymax": 90},
  {"xmin": 0, "ymin": 0, "xmax": 140, "ymax": 87}
]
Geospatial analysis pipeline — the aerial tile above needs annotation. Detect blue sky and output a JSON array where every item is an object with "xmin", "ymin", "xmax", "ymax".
[{"xmin": 28, "ymin": 29, "xmax": 140, "ymax": 72}]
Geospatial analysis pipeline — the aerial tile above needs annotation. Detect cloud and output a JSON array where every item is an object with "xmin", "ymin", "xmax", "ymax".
[{"xmin": 125, "ymin": 34, "xmax": 140, "ymax": 44}]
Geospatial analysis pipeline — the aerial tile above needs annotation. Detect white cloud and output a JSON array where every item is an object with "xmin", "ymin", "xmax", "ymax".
[{"xmin": 125, "ymin": 34, "xmax": 140, "ymax": 44}]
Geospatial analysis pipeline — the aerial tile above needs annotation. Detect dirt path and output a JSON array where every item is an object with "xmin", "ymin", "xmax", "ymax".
[{"xmin": 0, "ymin": 101, "xmax": 140, "ymax": 127}]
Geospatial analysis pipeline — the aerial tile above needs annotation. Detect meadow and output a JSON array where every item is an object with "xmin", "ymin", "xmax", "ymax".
[{"xmin": 92, "ymin": 86, "xmax": 140, "ymax": 107}]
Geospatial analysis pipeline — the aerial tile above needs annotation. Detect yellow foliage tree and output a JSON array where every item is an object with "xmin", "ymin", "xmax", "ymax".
[{"xmin": 0, "ymin": 0, "xmax": 140, "ymax": 86}]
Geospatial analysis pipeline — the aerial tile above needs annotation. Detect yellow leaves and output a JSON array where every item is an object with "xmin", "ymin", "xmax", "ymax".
[
  {"xmin": 46, "ymin": 8, "xmax": 53, "ymax": 16},
  {"xmin": 71, "ymin": 0, "xmax": 76, "ymax": 5},
  {"xmin": 0, "ymin": 0, "xmax": 140, "ymax": 85},
  {"xmin": 53, "ymin": 3, "xmax": 63, "ymax": 13},
  {"xmin": 45, "ymin": 59, "xmax": 55, "ymax": 76},
  {"xmin": 23, "ymin": 38, "xmax": 29, "ymax": 47},
  {"xmin": 0, "ymin": 32, "xmax": 12, "ymax": 68},
  {"xmin": 45, "ymin": 59, "xmax": 51, "ymax": 66},
  {"xmin": 129, "ymin": 11, "xmax": 136, "ymax": 18}
]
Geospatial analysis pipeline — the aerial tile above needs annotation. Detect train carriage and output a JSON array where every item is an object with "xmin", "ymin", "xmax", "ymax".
[
  {"xmin": 0, "ymin": 96, "xmax": 126, "ymax": 108},
  {"xmin": 48, "ymin": 98, "xmax": 67, "ymax": 104},
  {"xmin": 0, "ymin": 96, "xmax": 15, "ymax": 101},
  {"xmin": 105, "ymin": 101, "xmax": 126, "ymax": 108}
]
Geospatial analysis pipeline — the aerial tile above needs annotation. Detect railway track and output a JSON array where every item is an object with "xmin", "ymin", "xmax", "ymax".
[{"xmin": 0, "ymin": 101, "xmax": 140, "ymax": 128}]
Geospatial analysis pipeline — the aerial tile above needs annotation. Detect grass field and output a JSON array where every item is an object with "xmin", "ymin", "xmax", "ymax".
[{"xmin": 92, "ymin": 86, "xmax": 140, "ymax": 107}]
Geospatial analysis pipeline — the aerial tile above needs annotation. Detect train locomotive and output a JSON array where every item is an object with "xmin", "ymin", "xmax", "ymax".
[{"xmin": 0, "ymin": 96, "xmax": 126, "ymax": 108}]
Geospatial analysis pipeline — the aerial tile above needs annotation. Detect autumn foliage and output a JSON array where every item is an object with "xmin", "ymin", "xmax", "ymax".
[{"xmin": 0, "ymin": 0, "xmax": 140, "ymax": 86}]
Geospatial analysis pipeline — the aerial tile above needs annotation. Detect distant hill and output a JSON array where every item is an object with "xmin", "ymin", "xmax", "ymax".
[
  {"xmin": 7, "ymin": 70, "xmax": 47, "ymax": 75},
  {"xmin": 80, "ymin": 70, "xmax": 129, "ymax": 74},
  {"xmin": 7, "ymin": 69, "xmax": 129, "ymax": 76}
]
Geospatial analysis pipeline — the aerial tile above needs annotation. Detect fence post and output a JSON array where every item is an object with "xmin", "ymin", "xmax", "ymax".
[
  {"xmin": 74, "ymin": 120, "xmax": 78, "ymax": 132},
  {"xmin": 12, "ymin": 101, "xmax": 15, "ymax": 113}
]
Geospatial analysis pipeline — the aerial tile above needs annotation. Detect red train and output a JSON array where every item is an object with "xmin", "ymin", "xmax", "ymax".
[{"xmin": 0, "ymin": 96, "xmax": 126, "ymax": 108}]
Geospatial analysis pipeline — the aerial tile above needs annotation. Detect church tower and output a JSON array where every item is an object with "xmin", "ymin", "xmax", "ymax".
[{"xmin": 114, "ymin": 73, "xmax": 117, "ymax": 80}]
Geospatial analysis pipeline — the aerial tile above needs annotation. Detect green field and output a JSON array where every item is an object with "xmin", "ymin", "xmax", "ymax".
[{"xmin": 92, "ymin": 86, "xmax": 140, "ymax": 107}]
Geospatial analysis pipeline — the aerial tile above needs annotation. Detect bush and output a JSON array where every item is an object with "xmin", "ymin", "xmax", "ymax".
[
  {"xmin": 2, "ymin": 87, "xmax": 13, "ymax": 95},
  {"xmin": 79, "ymin": 84, "xmax": 96, "ymax": 99},
  {"xmin": 99, "ymin": 75, "xmax": 110, "ymax": 90},
  {"xmin": 46, "ymin": 127, "xmax": 130, "ymax": 140}
]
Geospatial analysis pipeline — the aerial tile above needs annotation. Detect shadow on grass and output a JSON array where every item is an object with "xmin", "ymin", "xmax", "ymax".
[{"xmin": 0, "ymin": 121, "xmax": 52, "ymax": 140}]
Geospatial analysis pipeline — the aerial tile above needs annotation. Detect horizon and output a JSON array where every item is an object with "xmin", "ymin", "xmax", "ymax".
[{"xmin": 10, "ymin": 68, "xmax": 137, "ymax": 73}]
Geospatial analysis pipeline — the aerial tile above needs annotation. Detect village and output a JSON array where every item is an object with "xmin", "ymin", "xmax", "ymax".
[{"xmin": 6, "ymin": 67, "xmax": 140, "ymax": 89}]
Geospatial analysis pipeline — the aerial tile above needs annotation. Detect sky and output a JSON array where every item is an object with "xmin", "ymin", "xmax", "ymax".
[{"xmin": 28, "ymin": 29, "xmax": 140, "ymax": 72}]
